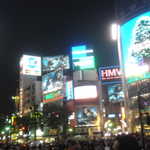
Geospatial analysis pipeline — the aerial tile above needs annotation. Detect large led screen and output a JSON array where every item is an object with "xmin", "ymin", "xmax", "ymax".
[
  {"xmin": 42, "ymin": 55, "xmax": 70, "ymax": 73},
  {"xmin": 74, "ymin": 85, "xmax": 97, "ymax": 99},
  {"xmin": 20, "ymin": 55, "xmax": 41, "ymax": 76},
  {"xmin": 76, "ymin": 107, "xmax": 97, "ymax": 126},
  {"xmin": 108, "ymin": 84, "xmax": 124, "ymax": 103},
  {"xmin": 121, "ymin": 11, "xmax": 150, "ymax": 83},
  {"xmin": 71, "ymin": 45, "xmax": 95, "ymax": 70},
  {"xmin": 42, "ymin": 71, "xmax": 64, "ymax": 94}
]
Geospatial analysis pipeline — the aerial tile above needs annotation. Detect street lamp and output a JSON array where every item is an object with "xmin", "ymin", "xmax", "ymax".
[{"xmin": 111, "ymin": 23, "xmax": 118, "ymax": 40}]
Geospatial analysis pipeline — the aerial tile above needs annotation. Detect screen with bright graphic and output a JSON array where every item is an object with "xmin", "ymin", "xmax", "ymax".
[
  {"xmin": 42, "ymin": 55, "xmax": 70, "ymax": 74},
  {"xmin": 20, "ymin": 55, "xmax": 41, "ymax": 76},
  {"xmin": 43, "ymin": 91, "xmax": 63, "ymax": 103},
  {"xmin": 121, "ymin": 11, "xmax": 150, "ymax": 83},
  {"xmin": 42, "ymin": 71, "xmax": 64, "ymax": 94},
  {"xmin": 76, "ymin": 107, "xmax": 97, "ymax": 126},
  {"xmin": 71, "ymin": 45, "xmax": 95, "ymax": 70},
  {"xmin": 108, "ymin": 84, "xmax": 124, "ymax": 103},
  {"xmin": 74, "ymin": 85, "xmax": 97, "ymax": 99}
]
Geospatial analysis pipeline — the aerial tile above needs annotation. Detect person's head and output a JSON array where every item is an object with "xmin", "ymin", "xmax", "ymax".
[{"xmin": 112, "ymin": 135, "xmax": 140, "ymax": 150}]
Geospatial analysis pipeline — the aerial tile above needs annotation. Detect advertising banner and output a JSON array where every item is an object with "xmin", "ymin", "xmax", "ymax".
[
  {"xmin": 76, "ymin": 106, "xmax": 97, "ymax": 126},
  {"xmin": 121, "ymin": 11, "xmax": 150, "ymax": 83},
  {"xmin": 42, "ymin": 55, "xmax": 70, "ymax": 74},
  {"xmin": 74, "ymin": 85, "xmax": 97, "ymax": 99},
  {"xmin": 71, "ymin": 45, "xmax": 95, "ymax": 70},
  {"xmin": 42, "ymin": 71, "xmax": 64, "ymax": 94},
  {"xmin": 99, "ymin": 66, "xmax": 122, "ymax": 84},
  {"xmin": 43, "ymin": 91, "xmax": 63, "ymax": 103},
  {"xmin": 42, "ymin": 55, "xmax": 70, "ymax": 103},
  {"xmin": 20, "ymin": 55, "xmax": 41, "ymax": 76},
  {"xmin": 107, "ymin": 84, "xmax": 124, "ymax": 103}
]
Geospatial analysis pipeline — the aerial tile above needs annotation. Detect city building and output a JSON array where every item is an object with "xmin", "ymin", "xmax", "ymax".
[{"xmin": 19, "ymin": 55, "xmax": 42, "ymax": 116}]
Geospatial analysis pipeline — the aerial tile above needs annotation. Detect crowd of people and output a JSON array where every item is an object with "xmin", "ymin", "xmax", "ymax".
[{"xmin": 0, "ymin": 134, "xmax": 150, "ymax": 150}]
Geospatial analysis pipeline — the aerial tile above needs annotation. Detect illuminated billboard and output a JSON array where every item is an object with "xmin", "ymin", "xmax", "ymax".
[
  {"xmin": 76, "ymin": 106, "xmax": 97, "ymax": 126},
  {"xmin": 71, "ymin": 45, "xmax": 95, "ymax": 70},
  {"xmin": 121, "ymin": 11, "xmax": 150, "ymax": 83},
  {"xmin": 107, "ymin": 84, "xmax": 124, "ymax": 103},
  {"xmin": 20, "ymin": 55, "xmax": 41, "ymax": 76},
  {"xmin": 66, "ymin": 80, "xmax": 74, "ymax": 100},
  {"xmin": 42, "ymin": 71, "xmax": 63, "ymax": 94},
  {"xmin": 74, "ymin": 85, "xmax": 97, "ymax": 99},
  {"xmin": 99, "ymin": 66, "xmax": 122, "ymax": 84},
  {"xmin": 42, "ymin": 55, "xmax": 70, "ymax": 73},
  {"xmin": 43, "ymin": 91, "xmax": 63, "ymax": 103}
]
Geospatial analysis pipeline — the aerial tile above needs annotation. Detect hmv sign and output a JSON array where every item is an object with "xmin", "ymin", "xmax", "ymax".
[{"xmin": 99, "ymin": 66, "xmax": 122, "ymax": 84}]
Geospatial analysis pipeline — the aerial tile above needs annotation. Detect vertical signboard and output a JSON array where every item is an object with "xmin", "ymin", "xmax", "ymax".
[
  {"xmin": 42, "ymin": 55, "xmax": 70, "ymax": 103},
  {"xmin": 66, "ymin": 80, "xmax": 74, "ymax": 100}
]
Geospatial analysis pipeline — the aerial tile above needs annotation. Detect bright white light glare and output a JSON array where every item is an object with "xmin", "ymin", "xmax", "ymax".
[
  {"xmin": 72, "ymin": 49, "xmax": 93, "ymax": 54},
  {"xmin": 20, "ymin": 55, "xmax": 41, "ymax": 76},
  {"xmin": 120, "ymin": 120, "xmax": 127, "ymax": 128},
  {"xmin": 40, "ymin": 103, "xmax": 43, "ymax": 108},
  {"xmin": 68, "ymin": 128, "xmax": 73, "ymax": 132},
  {"xmin": 19, "ymin": 131, "xmax": 23, "ymax": 136},
  {"xmin": 74, "ymin": 85, "xmax": 97, "ymax": 99},
  {"xmin": 68, "ymin": 112, "xmax": 75, "ymax": 120},
  {"xmin": 5, "ymin": 127, "xmax": 10, "ymax": 131},
  {"xmin": 36, "ymin": 129, "xmax": 43, "ymax": 136},
  {"xmin": 125, "ymin": 131, "xmax": 129, "ymax": 135},
  {"xmin": 1, "ymin": 131, "xmax": 4, "ymax": 134},
  {"xmin": 111, "ymin": 24, "xmax": 118, "ymax": 40},
  {"xmin": 125, "ymin": 64, "xmax": 149, "ymax": 77},
  {"xmin": 23, "ymin": 134, "xmax": 27, "ymax": 137},
  {"xmin": 104, "ymin": 133, "xmax": 111, "ymax": 137}
]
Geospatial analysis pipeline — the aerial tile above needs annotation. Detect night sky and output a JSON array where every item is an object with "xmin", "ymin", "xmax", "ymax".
[{"xmin": 0, "ymin": 0, "xmax": 118, "ymax": 114}]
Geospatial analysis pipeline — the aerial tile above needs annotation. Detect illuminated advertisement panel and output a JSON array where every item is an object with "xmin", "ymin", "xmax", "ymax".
[
  {"xmin": 71, "ymin": 45, "xmax": 95, "ymax": 70},
  {"xmin": 74, "ymin": 85, "xmax": 97, "ymax": 99},
  {"xmin": 20, "ymin": 55, "xmax": 41, "ymax": 76},
  {"xmin": 76, "ymin": 106, "xmax": 97, "ymax": 126},
  {"xmin": 66, "ymin": 80, "xmax": 74, "ymax": 100},
  {"xmin": 42, "ymin": 71, "xmax": 63, "ymax": 94},
  {"xmin": 99, "ymin": 66, "xmax": 122, "ymax": 84},
  {"xmin": 43, "ymin": 91, "xmax": 63, "ymax": 103},
  {"xmin": 107, "ymin": 84, "xmax": 124, "ymax": 103},
  {"xmin": 42, "ymin": 55, "xmax": 70, "ymax": 74},
  {"xmin": 121, "ymin": 11, "xmax": 150, "ymax": 83}
]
